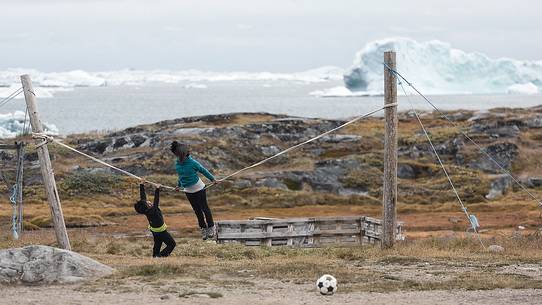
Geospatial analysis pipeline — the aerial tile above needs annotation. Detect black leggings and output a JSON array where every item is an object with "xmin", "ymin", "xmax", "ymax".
[
  {"xmin": 185, "ymin": 189, "xmax": 214, "ymax": 229},
  {"xmin": 151, "ymin": 230, "xmax": 176, "ymax": 257}
]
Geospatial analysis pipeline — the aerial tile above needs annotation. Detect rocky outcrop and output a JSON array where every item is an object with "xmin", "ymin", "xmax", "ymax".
[
  {"xmin": 486, "ymin": 174, "xmax": 513, "ymax": 200},
  {"xmin": 0, "ymin": 245, "xmax": 114, "ymax": 285},
  {"xmin": 7, "ymin": 108, "xmax": 536, "ymax": 206},
  {"xmin": 470, "ymin": 143, "xmax": 518, "ymax": 173}
]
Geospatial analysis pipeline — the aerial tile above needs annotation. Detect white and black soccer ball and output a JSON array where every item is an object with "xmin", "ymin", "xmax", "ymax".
[{"xmin": 316, "ymin": 274, "xmax": 337, "ymax": 295}]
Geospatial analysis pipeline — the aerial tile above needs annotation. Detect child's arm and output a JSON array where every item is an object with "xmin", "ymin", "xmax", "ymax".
[
  {"xmin": 139, "ymin": 183, "xmax": 147, "ymax": 201},
  {"xmin": 193, "ymin": 159, "xmax": 215, "ymax": 182},
  {"xmin": 153, "ymin": 186, "xmax": 160, "ymax": 208}
]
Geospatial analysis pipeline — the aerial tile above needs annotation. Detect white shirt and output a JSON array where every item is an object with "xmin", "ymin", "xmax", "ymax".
[{"xmin": 184, "ymin": 178, "xmax": 205, "ymax": 193}]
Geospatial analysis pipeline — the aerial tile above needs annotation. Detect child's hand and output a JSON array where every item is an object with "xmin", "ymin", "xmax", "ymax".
[
  {"xmin": 174, "ymin": 186, "xmax": 180, "ymax": 192},
  {"xmin": 139, "ymin": 178, "xmax": 147, "ymax": 185}
]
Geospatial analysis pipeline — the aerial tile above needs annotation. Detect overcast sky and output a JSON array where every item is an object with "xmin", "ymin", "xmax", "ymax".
[{"xmin": 1, "ymin": 0, "xmax": 541, "ymax": 72}]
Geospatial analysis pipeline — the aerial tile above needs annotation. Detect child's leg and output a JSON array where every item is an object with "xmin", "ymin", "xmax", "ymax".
[
  {"xmin": 152, "ymin": 232, "xmax": 163, "ymax": 257},
  {"xmin": 159, "ymin": 231, "xmax": 176, "ymax": 257},
  {"xmin": 186, "ymin": 192, "xmax": 207, "ymax": 228},
  {"xmin": 198, "ymin": 189, "xmax": 214, "ymax": 228}
]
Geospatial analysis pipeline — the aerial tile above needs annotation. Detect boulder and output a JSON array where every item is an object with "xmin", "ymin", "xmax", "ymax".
[
  {"xmin": 397, "ymin": 163, "xmax": 416, "ymax": 179},
  {"xmin": 255, "ymin": 178, "xmax": 287, "ymax": 190},
  {"xmin": 470, "ymin": 143, "xmax": 518, "ymax": 173},
  {"xmin": 485, "ymin": 174, "xmax": 513, "ymax": 200},
  {"xmin": 528, "ymin": 177, "xmax": 542, "ymax": 188},
  {"xmin": 0, "ymin": 245, "xmax": 114, "ymax": 285},
  {"xmin": 488, "ymin": 245, "xmax": 505, "ymax": 253}
]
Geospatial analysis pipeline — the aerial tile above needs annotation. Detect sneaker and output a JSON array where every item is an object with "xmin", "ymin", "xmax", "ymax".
[
  {"xmin": 200, "ymin": 228, "xmax": 208, "ymax": 241},
  {"xmin": 207, "ymin": 226, "xmax": 216, "ymax": 240}
]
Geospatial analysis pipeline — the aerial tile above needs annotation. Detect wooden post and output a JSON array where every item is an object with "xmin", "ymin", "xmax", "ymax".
[
  {"xmin": 15, "ymin": 142, "xmax": 24, "ymax": 234},
  {"xmin": 382, "ymin": 51, "xmax": 398, "ymax": 248},
  {"xmin": 20, "ymin": 75, "xmax": 71, "ymax": 250}
]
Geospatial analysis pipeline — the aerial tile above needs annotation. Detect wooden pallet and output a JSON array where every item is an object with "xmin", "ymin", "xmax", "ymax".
[{"xmin": 216, "ymin": 216, "xmax": 403, "ymax": 247}]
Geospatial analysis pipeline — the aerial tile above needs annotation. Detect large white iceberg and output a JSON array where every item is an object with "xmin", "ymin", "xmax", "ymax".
[{"xmin": 344, "ymin": 37, "xmax": 542, "ymax": 95}]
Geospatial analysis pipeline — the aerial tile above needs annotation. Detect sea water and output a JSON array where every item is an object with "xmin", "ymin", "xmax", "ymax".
[{"xmin": 1, "ymin": 80, "xmax": 542, "ymax": 136}]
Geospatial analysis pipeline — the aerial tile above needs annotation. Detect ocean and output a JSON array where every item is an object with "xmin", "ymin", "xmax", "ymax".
[{"xmin": 1, "ymin": 80, "xmax": 542, "ymax": 136}]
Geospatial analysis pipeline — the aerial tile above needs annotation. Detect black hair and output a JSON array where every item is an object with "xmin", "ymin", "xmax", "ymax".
[
  {"xmin": 170, "ymin": 141, "xmax": 190, "ymax": 162},
  {"xmin": 134, "ymin": 200, "xmax": 148, "ymax": 214},
  {"xmin": 170, "ymin": 140, "xmax": 180, "ymax": 154}
]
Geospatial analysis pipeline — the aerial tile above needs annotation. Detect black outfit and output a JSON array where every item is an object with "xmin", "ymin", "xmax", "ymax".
[
  {"xmin": 140, "ymin": 184, "xmax": 176, "ymax": 257},
  {"xmin": 185, "ymin": 189, "xmax": 214, "ymax": 228}
]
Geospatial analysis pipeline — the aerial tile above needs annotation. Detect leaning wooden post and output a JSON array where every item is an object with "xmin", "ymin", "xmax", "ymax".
[
  {"xmin": 21, "ymin": 75, "xmax": 71, "ymax": 250},
  {"xmin": 382, "ymin": 51, "xmax": 398, "ymax": 248}
]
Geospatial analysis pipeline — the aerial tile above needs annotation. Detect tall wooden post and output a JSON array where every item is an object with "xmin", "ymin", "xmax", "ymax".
[
  {"xmin": 21, "ymin": 75, "xmax": 71, "ymax": 250},
  {"xmin": 15, "ymin": 142, "xmax": 24, "ymax": 235},
  {"xmin": 382, "ymin": 51, "xmax": 398, "ymax": 248}
]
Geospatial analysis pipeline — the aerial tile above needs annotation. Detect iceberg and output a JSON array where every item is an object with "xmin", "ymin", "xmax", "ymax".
[
  {"xmin": 506, "ymin": 83, "xmax": 539, "ymax": 95},
  {"xmin": 344, "ymin": 37, "xmax": 542, "ymax": 95},
  {"xmin": 0, "ymin": 111, "xmax": 58, "ymax": 139}
]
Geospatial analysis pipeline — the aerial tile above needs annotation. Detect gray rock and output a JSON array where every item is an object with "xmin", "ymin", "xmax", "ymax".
[
  {"xmin": 485, "ymin": 174, "xmax": 513, "ymax": 200},
  {"xmin": 470, "ymin": 123, "xmax": 520, "ymax": 138},
  {"xmin": 260, "ymin": 145, "xmax": 281, "ymax": 156},
  {"xmin": 255, "ymin": 178, "xmax": 287, "ymax": 190},
  {"xmin": 0, "ymin": 245, "xmax": 114, "ymax": 285},
  {"xmin": 319, "ymin": 134, "xmax": 362, "ymax": 143},
  {"xmin": 233, "ymin": 179, "xmax": 252, "ymax": 189},
  {"xmin": 525, "ymin": 115, "xmax": 542, "ymax": 128},
  {"xmin": 173, "ymin": 127, "xmax": 214, "ymax": 136},
  {"xmin": 528, "ymin": 177, "xmax": 542, "ymax": 187},
  {"xmin": 470, "ymin": 143, "xmax": 518, "ymax": 173},
  {"xmin": 446, "ymin": 111, "xmax": 473, "ymax": 122},
  {"xmin": 488, "ymin": 245, "xmax": 505, "ymax": 253},
  {"xmin": 397, "ymin": 163, "xmax": 416, "ymax": 179}
]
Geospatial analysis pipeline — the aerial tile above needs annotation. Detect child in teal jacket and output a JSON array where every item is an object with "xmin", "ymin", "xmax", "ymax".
[{"xmin": 171, "ymin": 141, "xmax": 217, "ymax": 240}]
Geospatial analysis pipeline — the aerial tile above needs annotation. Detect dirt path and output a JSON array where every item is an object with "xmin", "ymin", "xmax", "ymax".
[{"xmin": 3, "ymin": 285, "xmax": 542, "ymax": 305}]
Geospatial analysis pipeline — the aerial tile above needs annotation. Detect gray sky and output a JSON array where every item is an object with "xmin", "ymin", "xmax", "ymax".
[{"xmin": 1, "ymin": 0, "xmax": 541, "ymax": 72}]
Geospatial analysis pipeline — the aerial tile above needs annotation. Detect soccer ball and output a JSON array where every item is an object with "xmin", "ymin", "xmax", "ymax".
[{"xmin": 316, "ymin": 274, "xmax": 337, "ymax": 295}]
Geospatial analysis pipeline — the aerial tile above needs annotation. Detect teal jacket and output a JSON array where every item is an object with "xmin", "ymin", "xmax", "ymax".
[{"xmin": 175, "ymin": 156, "xmax": 215, "ymax": 188}]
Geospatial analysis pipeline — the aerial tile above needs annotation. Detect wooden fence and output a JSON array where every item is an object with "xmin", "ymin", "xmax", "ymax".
[{"xmin": 216, "ymin": 216, "xmax": 403, "ymax": 247}]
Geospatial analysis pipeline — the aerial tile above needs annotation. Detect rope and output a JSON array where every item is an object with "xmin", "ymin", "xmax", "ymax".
[
  {"xmin": 34, "ymin": 105, "xmax": 388, "ymax": 193},
  {"xmin": 384, "ymin": 63, "xmax": 542, "ymax": 208},
  {"xmin": 0, "ymin": 87, "xmax": 23, "ymax": 109},
  {"xmin": 205, "ymin": 105, "xmax": 391, "ymax": 190},
  {"xmin": 31, "ymin": 133, "xmax": 177, "ymax": 191},
  {"xmin": 398, "ymin": 80, "xmax": 485, "ymax": 248}
]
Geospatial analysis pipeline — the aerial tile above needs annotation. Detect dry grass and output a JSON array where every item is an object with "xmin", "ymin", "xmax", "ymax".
[{"xmin": 4, "ymin": 231, "xmax": 542, "ymax": 293}]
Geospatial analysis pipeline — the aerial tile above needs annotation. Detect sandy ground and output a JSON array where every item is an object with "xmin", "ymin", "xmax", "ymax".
[{"xmin": 3, "ymin": 284, "xmax": 542, "ymax": 305}]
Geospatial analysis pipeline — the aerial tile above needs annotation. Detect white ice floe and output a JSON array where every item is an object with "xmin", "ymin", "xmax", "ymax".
[
  {"xmin": 184, "ymin": 83, "xmax": 208, "ymax": 89},
  {"xmin": 0, "ymin": 111, "xmax": 58, "ymax": 139},
  {"xmin": 310, "ymin": 86, "xmax": 381, "ymax": 97}
]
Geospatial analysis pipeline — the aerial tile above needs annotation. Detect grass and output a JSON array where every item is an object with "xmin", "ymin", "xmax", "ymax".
[{"xmin": 3, "ymin": 227, "xmax": 542, "ymax": 294}]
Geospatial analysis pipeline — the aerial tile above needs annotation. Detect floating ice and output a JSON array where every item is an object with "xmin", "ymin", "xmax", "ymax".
[
  {"xmin": 0, "ymin": 66, "xmax": 344, "ymax": 98},
  {"xmin": 506, "ymin": 83, "xmax": 539, "ymax": 95},
  {"xmin": 184, "ymin": 83, "xmax": 208, "ymax": 89},
  {"xmin": 310, "ymin": 86, "xmax": 381, "ymax": 97},
  {"xmin": 0, "ymin": 111, "xmax": 58, "ymax": 139},
  {"xmin": 344, "ymin": 37, "xmax": 542, "ymax": 95}
]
